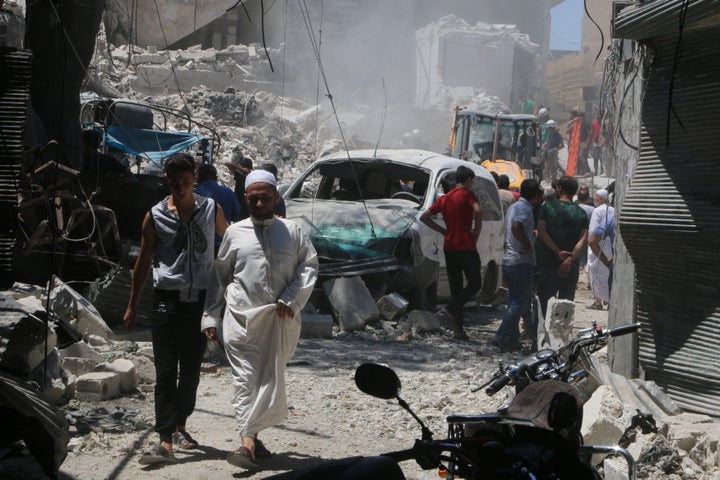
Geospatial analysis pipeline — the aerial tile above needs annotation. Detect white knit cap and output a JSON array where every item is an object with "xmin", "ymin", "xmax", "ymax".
[
  {"xmin": 244, "ymin": 169, "xmax": 277, "ymax": 189},
  {"xmin": 596, "ymin": 189, "xmax": 609, "ymax": 200}
]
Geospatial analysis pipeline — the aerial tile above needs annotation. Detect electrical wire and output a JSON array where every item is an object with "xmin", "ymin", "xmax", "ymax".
[
  {"xmin": 297, "ymin": 0, "xmax": 376, "ymax": 241},
  {"xmin": 583, "ymin": 0, "xmax": 605, "ymax": 63},
  {"xmin": 260, "ymin": 0, "xmax": 275, "ymax": 72},
  {"xmin": 313, "ymin": 0, "xmax": 324, "ymax": 158},
  {"xmin": 666, "ymin": 0, "xmax": 690, "ymax": 148},
  {"xmin": 373, "ymin": 78, "xmax": 387, "ymax": 158}
]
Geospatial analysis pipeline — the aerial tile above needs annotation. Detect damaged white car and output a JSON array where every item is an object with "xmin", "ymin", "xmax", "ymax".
[{"xmin": 282, "ymin": 149, "xmax": 505, "ymax": 310}]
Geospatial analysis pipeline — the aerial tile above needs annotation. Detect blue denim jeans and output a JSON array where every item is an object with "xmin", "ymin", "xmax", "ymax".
[{"xmin": 495, "ymin": 263, "xmax": 533, "ymax": 346}]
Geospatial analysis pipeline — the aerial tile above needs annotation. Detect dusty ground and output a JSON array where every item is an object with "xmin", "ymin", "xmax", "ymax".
[{"xmin": 5, "ymin": 275, "xmax": 611, "ymax": 480}]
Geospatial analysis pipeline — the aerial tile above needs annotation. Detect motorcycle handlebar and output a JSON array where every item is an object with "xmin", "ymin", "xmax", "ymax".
[
  {"xmin": 485, "ymin": 373, "xmax": 512, "ymax": 396},
  {"xmin": 608, "ymin": 323, "xmax": 641, "ymax": 337},
  {"xmin": 382, "ymin": 448, "xmax": 418, "ymax": 463}
]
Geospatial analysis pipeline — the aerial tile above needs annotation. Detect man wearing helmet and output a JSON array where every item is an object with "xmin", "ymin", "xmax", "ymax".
[{"xmin": 541, "ymin": 120, "xmax": 565, "ymax": 182}]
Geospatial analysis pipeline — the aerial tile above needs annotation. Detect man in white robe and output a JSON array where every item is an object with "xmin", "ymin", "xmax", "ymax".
[
  {"xmin": 586, "ymin": 189, "xmax": 614, "ymax": 309},
  {"xmin": 202, "ymin": 170, "xmax": 318, "ymax": 469}
]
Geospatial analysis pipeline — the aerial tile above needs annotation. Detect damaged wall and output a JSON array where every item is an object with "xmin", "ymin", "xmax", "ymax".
[{"xmin": 415, "ymin": 16, "xmax": 541, "ymax": 110}]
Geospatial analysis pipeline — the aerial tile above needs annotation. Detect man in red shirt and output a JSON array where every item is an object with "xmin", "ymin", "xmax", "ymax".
[{"xmin": 420, "ymin": 165, "xmax": 483, "ymax": 340}]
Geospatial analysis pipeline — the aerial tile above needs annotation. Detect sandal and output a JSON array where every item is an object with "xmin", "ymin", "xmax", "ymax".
[
  {"xmin": 138, "ymin": 444, "xmax": 177, "ymax": 466},
  {"xmin": 587, "ymin": 303, "xmax": 604, "ymax": 311},
  {"xmin": 226, "ymin": 446, "xmax": 258, "ymax": 469},
  {"xmin": 254, "ymin": 439, "xmax": 272, "ymax": 458},
  {"xmin": 173, "ymin": 430, "xmax": 199, "ymax": 449}
]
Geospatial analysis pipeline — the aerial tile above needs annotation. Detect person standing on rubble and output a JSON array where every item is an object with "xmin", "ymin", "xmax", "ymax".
[
  {"xmin": 202, "ymin": 170, "xmax": 318, "ymax": 470},
  {"xmin": 123, "ymin": 153, "xmax": 228, "ymax": 466},
  {"xmin": 225, "ymin": 151, "xmax": 253, "ymax": 220},
  {"xmin": 420, "ymin": 165, "xmax": 483, "ymax": 340}
]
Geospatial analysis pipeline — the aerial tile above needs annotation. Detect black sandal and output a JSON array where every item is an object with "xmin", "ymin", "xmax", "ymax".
[{"xmin": 173, "ymin": 430, "xmax": 199, "ymax": 449}]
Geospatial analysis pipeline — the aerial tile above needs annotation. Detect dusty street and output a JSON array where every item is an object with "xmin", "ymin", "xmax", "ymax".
[{"xmin": 41, "ymin": 277, "xmax": 609, "ymax": 480}]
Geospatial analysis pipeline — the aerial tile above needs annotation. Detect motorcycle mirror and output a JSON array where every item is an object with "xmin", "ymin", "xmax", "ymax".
[{"xmin": 354, "ymin": 363, "xmax": 401, "ymax": 399}]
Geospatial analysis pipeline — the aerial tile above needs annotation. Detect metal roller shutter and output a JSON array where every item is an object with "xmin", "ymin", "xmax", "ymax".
[
  {"xmin": 0, "ymin": 48, "xmax": 32, "ymax": 288},
  {"xmin": 619, "ymin": 27, "xmax": 720, "ymax": 416}
]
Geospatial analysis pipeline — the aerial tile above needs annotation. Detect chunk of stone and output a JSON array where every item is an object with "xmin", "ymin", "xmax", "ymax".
[
  {"xmin": 50, "ymin": 279, "xmax": 113, "ymax": 340},
  {"xmin": 76, "ymin": 372, "xmax": 121, "ymax": 401},
  {"xmin": 97, "ymin": 358, "xmax": 136, "ymax": 393},
  {"xmin": 301, "ymin": 314, "xmax": 334, "ymax": 339},
  {"xmin": 324, "ymin": 277, "xmax": 379, "ymax": 331},
  {"xmin": 542, "ymin": 298, "xmax": 574, "ymax": 349},
  {"xmin": 603, "ymin": 456, "xmax": 629, "ymax": 480},
  {"xmin": 61, "ymin": 357, "xmax": 97, "ymax": 377},
  {"xmin": 581, "ymin": 384, "xmax": 628, "ymax": 446},
  {"xmin": 376, "ymin": 293, "xmax": 409, "ymax": 321},
  {"xmin": 410, "ymin": 310, "xmax": 441, "ymax": 333},
  {"xmin": 58, "ymin": 341, "xmax": 103, "ymax": 362},
  {"xmin": 0, "ymin": 303, "xmax": 58, "ymax": 374}
]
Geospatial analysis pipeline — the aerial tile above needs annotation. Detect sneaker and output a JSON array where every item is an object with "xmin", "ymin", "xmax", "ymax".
[{"xmin": 587, "ymin": 303, "xmax": 604, "ymax": 311}]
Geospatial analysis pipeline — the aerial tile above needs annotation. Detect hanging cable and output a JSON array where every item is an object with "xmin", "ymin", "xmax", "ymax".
[
  {"xmin": 152, "ymin": 0, "xmax": 191, "ymax": 114},
  {"xmin": 666, "ymin": 0, "xmax": 690, "ymax": 148},
  {"xmin": 280, "ymin": 0, "xmax": 289, "ymax": 119},
  {"xmin": 260, "ymin": 0, "xmax": 275, "ymax": 72},
  {"xmin": 373, "ymin": 78, "xmax": 387, "ymax": 158},
  {"xmin": 298, "ymin": 0, "xmax": 376, "ymax": 241},
  {"xmin": 313, "ymin": 0, "xmax": 324, "ymax": 158},
  {"xmin": 584, "ymin": 0, "xmax": 605, "ymax": 63}
]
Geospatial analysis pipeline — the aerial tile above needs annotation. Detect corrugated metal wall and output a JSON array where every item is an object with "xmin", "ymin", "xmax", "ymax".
[
  {"xmin": 619, "ymin": 27, "xmax": 720, "ymax": 416},
  {"xmin": 0, "ymin": 48, "xmax": 32, "ymax": 289}
]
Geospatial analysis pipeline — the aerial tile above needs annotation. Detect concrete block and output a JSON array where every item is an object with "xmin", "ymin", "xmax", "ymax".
[
  {"xmin": 76, "ymin": 372, "xmax": 121, "ymax": 401},
  {"xmin": 542, "ymin": 298, "xmax": 574, "ymax": 349},
  {"xmin": 43, "ymin": 377, "xmax": 67, "ymax": 405},
  {"xmin": 376, "ymin": 293, "xmax": 409, "ymax": 321},
  {"xmin": 50, "ymin": 279, "xmax": 113, "ymax": 340},
  {"xmin": 323, "ymin": 277, "xmax": 379, "ymax": 332},
  {"xmin": 301, "ymin": 314, "xmax": 334, "ymax": 339},
  {"xmin": 62, "ymin": 356, "xmax": 98, "ymax": 377},
  {"xmin": 130, "ymin": 53, "xmax": 167, "ymax": 64},
  {"xmin": 58, "ymin": 341, "xmax": 103, "ymax": 362},
  {"xmin": 216, "ymin": 45, "xmax": 249, "ymax": 63},
  {"xmin": 603, "ymin": 456, "xmax": 629, "ymax": 480},
  {"xmin": 409, "ymin": 310, "xmax": 441, "ymax": 333},
  {"xmin": 581, "ymin": 385, "xmax": 627, "ymax": 446},
  {"xmin": 97, "ymin": 358, "xmax": 136, "ymax": 393},
  {"xmin": 124, "ymin": 354, "xmax": 155, "ymax": 384}
]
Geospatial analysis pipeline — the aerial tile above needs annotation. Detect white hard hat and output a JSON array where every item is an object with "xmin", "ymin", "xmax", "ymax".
[
  {"xmin": 545, "ymin": 119, "xmax": 557, "ymax": 128},
  {"xmin": 538, "ymin": 108, "xmax": 548, "ymax": 117}
]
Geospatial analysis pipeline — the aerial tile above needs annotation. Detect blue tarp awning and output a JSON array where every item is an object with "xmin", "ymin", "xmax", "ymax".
[{"xmin": 102, "ymin": 125, "xmax": 204, "ymax": 164}]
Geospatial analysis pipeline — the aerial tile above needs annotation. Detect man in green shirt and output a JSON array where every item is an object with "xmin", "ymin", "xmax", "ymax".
[
  {"xmin": 533, "ymin": 176, "xmax": 588, "ymax": 348},
  {"xmin": 518, "ymin": 94, "xmax": 535, "ymax": 115}
]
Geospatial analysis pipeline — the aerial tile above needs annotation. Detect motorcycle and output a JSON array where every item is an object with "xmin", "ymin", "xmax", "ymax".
[{"xmin": 268, "ymin": 322, "xmax": 640, "ymax": 480}]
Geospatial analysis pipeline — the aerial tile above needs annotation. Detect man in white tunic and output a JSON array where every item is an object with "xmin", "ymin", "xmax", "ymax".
[
  {"xmin": 202, "ymin": 170, "xmax": 318, "ymax": 469},
  {"xmin": 586, "ymin": 189, "xmax": 614, "ymax": 309}
]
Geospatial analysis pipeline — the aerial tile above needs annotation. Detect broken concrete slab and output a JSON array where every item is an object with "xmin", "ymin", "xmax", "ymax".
[
  {"xmin": 124, "ymin": 353, "xmax": 155, "ymax": 385},
  {"xmin": 97, "ymin": 358, "xmax": 136, "ymax": 393},
  {"xmin": 50, "ymin": 279, "xmax": 113, "ymax": 341},
  {"xmin": 76, "ymin": 372, "xmax": 121, "ymax": 401},
  {"xmin": 301, "ymin": 314, "xmax": 333, "ymax": 339},
  {"xmin": 409, "ymin": 310, "xmax": 441, "ymax": 333},
  {"xmin": 376, "ymin": 292, "xmax": 409, "ymax": 322},
  {"xmin": 61, "ymin": 356, "xmax": 97, "ymax": 378},
  {"xmin": 323, "ymin": 276, "xmax": 379, "ymax": 332},
  {"xmin": 58, "ymin": 340, "xmax": 103, "ymax": 363},
  {"xmin": 581, "ymin": 384, "xmax": 631, "ymax": 447},
  {"xmin": 542, "ymin": 298, "xmax": 574, "ymax": 349}
]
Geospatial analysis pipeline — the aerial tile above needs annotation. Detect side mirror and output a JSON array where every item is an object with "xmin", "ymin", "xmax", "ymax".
[{"xmin": 354, "ymin": 363, "xmax": 401, "ymax": 399}]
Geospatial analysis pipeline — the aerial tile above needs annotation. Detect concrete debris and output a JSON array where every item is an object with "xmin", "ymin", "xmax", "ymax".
[
  {"xmin": 50, "ymin": 278, "xmax": 113, "ymax": 341},
  {"xmin": 0, "ymin": 298, "xmax": 57, "ymax": 375},
  {"xmin": 541, "ymin": 298, "xmax": 575, "ymax": 349},
  {"xmin": 324, "ymin": 276, "xmax": 380, "ymax": 332},
  {"xmin": 415, "ymin": 14, "xmax": 540, "ymax": 111},
  {"xmin": 408, "ymin": 310, "xmax": 441, "ymax": 334},
  {"xmin": 376, "ymin": 292, "xmax": 410, "ymax": 321}
]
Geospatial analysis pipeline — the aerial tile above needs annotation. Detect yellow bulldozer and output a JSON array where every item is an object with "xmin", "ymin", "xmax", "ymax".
[{"xmin": 448, "ymin": 108, "xmax": 541, "ymax": 190}]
